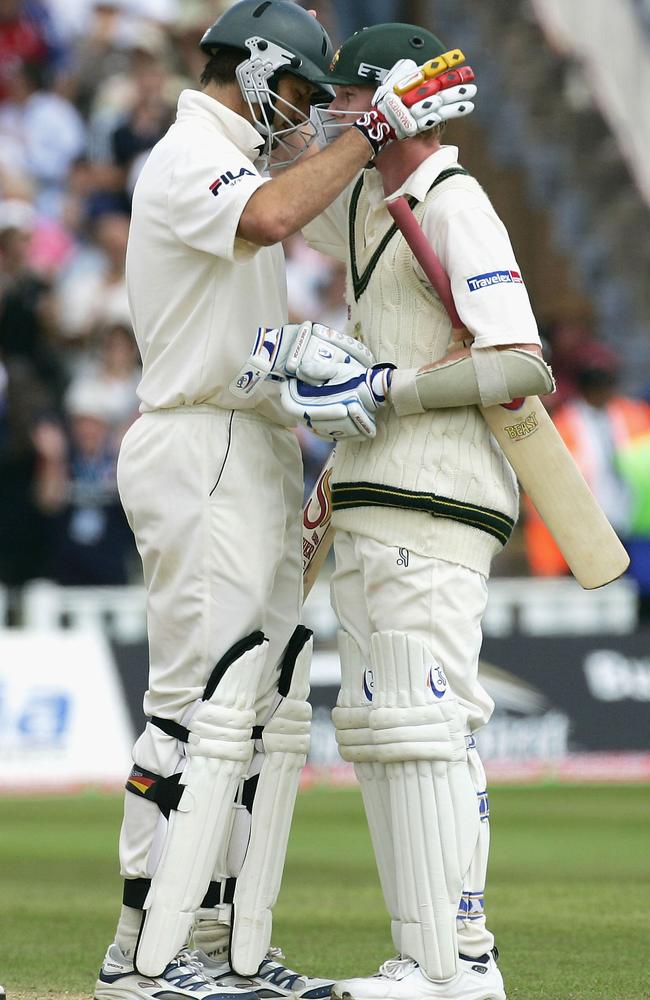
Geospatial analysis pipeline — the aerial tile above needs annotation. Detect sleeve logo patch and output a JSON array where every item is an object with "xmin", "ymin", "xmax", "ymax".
[
  {"xmin": 209, "ymin": 167, "xmax": 255, "ymax": 197},
  {"xmin": 467, "ymin": 269, "xmax": 523, "ymax": 291}
]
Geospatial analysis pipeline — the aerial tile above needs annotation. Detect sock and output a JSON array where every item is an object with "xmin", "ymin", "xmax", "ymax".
[
  {"xmin": 193, "ymin": 909, "xmax": 231, "ymax": 959},
  {"xmin": 115, "ymin": 904, "xmax": 143, "ymax": 959}
]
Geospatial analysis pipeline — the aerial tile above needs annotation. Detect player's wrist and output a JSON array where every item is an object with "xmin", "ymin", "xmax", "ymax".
[
  {"xmin": 351, "ymin": 110, "xmax": 395, "ymax": 158},
  {"xmin": 368, "ymin": 363, "xmax": 395, "ymax": 405}
]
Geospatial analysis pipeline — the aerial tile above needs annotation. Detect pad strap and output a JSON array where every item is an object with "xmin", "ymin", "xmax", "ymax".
[
  {"xmin": 202, "ymin": 878, "xmax": 236, "ymax": 907},
  {"xmin": 125, "ymin": 766, "xmax": 185, "ymax": 819},
  {"xmin": 150, "ymin": 716, "xmax": 190, "ymax": 743}
]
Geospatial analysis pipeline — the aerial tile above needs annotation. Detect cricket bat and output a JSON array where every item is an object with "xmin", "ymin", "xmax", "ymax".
[
  {"xmin": 386, "ymin": 196, "xmax": 630, "ymax": 590},
  {"xmin": 302, "ymin": 448, "xmax": 336, "ymax": 598}
]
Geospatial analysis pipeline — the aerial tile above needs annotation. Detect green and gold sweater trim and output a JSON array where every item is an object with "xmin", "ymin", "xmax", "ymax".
[
  {"xmin": 348, "ymin": 166, "xmax": 469, "ymax": 302},
  {"xmin": 332, "ymin": 481, "xmax": 514, "ymax": 546}
]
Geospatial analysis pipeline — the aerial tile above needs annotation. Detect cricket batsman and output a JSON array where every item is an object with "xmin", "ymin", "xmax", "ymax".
[
  {"xmin": 278, "ymin": 23, "xmax": 555, "ymax": 1000},
  {"xmin": 92, "ymin": 3, "xmax": 476, "ymax": 999}
]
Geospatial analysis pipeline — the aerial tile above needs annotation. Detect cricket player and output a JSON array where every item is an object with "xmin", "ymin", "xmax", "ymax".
[
  {"xmin": 279, "ymin": 23, "xmax": 555, "ymax": 1000},
  {"xmin": 92, "ymin": 4, "xmax": 475, "ymax": 999}
]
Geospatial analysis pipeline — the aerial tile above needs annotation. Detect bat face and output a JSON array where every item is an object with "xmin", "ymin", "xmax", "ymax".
[{"xmin": 302, "ymin": 454, "xmax": 335, "ymax": 596}]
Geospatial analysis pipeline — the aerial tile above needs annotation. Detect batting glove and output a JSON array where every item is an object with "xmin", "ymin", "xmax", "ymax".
[
  {"xmin": 230, "ymin": 321, "xmax": 374, "ymax": 398},
  {"xmin": 352, "ymin": 57, "xmax": 477, "ymax": 157},
  {"xmin": 281, "ymin": 363, "xmax": 394, "ymax": 441}
]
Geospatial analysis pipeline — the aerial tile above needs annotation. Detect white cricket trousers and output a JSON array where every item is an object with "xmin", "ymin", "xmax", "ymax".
[
  {"xmin": 331, "ymin": 530, "xmax": 496, "ymax": 957},
  {"xmin": 331, "ymin": 531, "xmax": 494, "ymax": 732},
  {"xmin": 116, "ymin": 406, "xmax": 304, "ymax": 879}
]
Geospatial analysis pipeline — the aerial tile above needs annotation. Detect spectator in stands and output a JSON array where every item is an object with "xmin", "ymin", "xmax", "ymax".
[
  {"xmin": 66, "ymin": 0, "xmax": 133, "ymax": 117},
  {"xmin": 0, "ymin": 346, "xmax": 60, "ymax": 584},
  {"xmin": 108, "ymin": 31, "xmax": 176, "ymax": 199},
  {"xmin": 540, "ymin": 316, "xmax": 596, "ymax": 412},
  {"xmin": 168, "ymin": 0, "xmax": 234, "ymax": 85},
  {"xmin": 36, "ymin": 382, "xmax": 136, "ymax": 585},
  {"xmin": 0, "ymin": 198, "xmax": 66, "ymax": 399},
  {"xmin": 84, "ymin": 21, "xmax": 176, "ymax": 208},
  {"xmin": 524, "ymin": 342, "xmax": 650, "ymax": 585},
  {"xmin": 0, "ymin": 0, "xmax": 52, "ymax": 101},
  {"xmin": 64, "ymin": 319, "xmax": 141, "ymax": 436},
  {"xmin": 0, "ymin": 57, "xmax": 86, "ymax": 219},
  {"xmin": 54, "ymin": 208, "xmax": 130, "ymax": 351}
]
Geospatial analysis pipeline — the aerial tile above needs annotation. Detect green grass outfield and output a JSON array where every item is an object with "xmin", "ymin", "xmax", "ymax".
[{"xmin": 1, "ymin": 784, "xmax": 648, "ymax": 1000}]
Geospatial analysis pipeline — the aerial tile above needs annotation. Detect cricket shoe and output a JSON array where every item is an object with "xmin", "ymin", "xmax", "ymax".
[
  {"xmin": 195, "ymin": 946, "xmax": 334, "ymax": 999},
  {"xmin": 95, "ymin": 943, "xmax": 259, "ymax": 1000},
  {"xmin": 332, "ymin": 950, "xmax": 505, "ymax": 1000}
]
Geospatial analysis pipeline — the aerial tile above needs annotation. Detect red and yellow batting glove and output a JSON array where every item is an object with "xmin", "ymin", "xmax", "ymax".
[
  {"xmin": 401, "ymin": 66, "xmax": 476, "ymax": 109},
  {"xmin": 352, "ymin": 51, "xmax": 477, "ymax": 157},
  {"xmin": 392, "ymin": 49, "xmax": 466, "ymax": 95}
]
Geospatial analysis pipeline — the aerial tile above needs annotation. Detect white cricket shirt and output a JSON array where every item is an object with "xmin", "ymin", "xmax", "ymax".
[
  {"xmin": 303, "ymin": 145, "xmax": 541, "ymax": 349},
  {"xmin": 126, "ymin": 89, "xmax": 290, "ymax": 421}
]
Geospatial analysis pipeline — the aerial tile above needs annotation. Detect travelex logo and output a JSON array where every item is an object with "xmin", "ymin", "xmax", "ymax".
[
  {"xmin": 427, "ymin": 663, "xmax": 448, "ymax": 699},
  {"xmin": 467, "ymin": 269, "xmax": 523, "ymax": 292},
  {"xmin": 209, "ymin": 167, "xmax": 254, "ymax": 197}
]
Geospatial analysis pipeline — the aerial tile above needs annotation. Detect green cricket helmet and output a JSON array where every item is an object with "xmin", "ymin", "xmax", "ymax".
[
  {"xmin": 313, "ymin": 22, "xmax": 449, "ymax": 145},
  {"xmin": 327, "ymin": 23, "xmax": 447, "ymax": 88},
  {"xmin": 200, "ymin": 0, "xmax": 333, "ymax": 118},
  {"xmin": 200, "ymin": 0, "xmax": 335, "ymax": 166}
]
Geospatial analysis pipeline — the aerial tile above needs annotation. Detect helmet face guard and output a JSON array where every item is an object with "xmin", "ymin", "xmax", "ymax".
[
  {"xmin": 199, "ymin": 0, "xmax": 335, "ymax": 170},
  {"xmin": 235, "ymin": 35, "xmax": 333, "ymax": 169},
  {"xmin": 313, "ymin": 93, "xmax": 375, "ymax": 147}
]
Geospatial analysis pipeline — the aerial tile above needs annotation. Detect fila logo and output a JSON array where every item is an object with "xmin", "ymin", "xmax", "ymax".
[
  {"xmin": 209, "ymin": 167, "xmax": 254, "ymax": 196},
  {"xmin": 358, "ymin": 61, "xmax": 388, "ymax": 82},
  {"xmin": 467, "ymin": 269, "xmax": 523, "ymax": 292}
]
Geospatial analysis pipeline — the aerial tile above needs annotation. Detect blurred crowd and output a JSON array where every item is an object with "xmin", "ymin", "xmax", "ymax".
[{"xmin": 1, "ymin": 0, "xmax": 649, "ymax": 599}]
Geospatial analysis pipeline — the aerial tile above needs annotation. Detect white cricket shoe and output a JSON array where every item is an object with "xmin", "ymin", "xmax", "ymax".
[
  {"xmin": 95, "ymin": 943, "xmax": 259, "ymax": 1000},
  {"xmin": 332, "ymin": 951, "xmax": 505, "ymax": 1000},
  {"xmin": 195, "ymin": 946, "xmax": 334, "ymax": 999}
]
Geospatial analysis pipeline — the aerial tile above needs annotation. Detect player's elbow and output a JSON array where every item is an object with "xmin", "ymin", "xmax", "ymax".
[
  {"xmin": 238, "ymin": 197, "xmax": 293, "ymax": 246},
  {"xmin": 499, "ymin": 348, "xmax": 555, "ymax": 398}
]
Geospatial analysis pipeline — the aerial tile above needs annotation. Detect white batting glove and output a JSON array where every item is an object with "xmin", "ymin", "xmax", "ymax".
[
  {"xmin": 230, "ymin": 321, "xmax": 374, "ymax": 398},
  {"xmin": 281, "ymin": 362, "xmax": 394, "ymax": 441},
  {"xmin": 372, "ymin": 58, "xmax": 422, "ymax": 139},
  {"xmin": 351, "ymin": 58, "xmax": 419, "ymax": 155},
  {"xmin": 406, "ymin": 82, "xmax": 476, "ymax": 127},
  {"xmin": 352, "ymin": 58, "xmax": 477, "ymax": 156}
]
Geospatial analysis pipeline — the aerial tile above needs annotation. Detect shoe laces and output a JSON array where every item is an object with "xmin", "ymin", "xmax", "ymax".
[
  {"xmin": 377, "ymin": 957, "xmax": 418, "ymax": 981},
  {"xmin": 165, "ymin": 950, "xmax": 212, "ymax": 990},
  {"xmin": 259, "ymin": 947, "xmax": 305, "ymax": 990}
]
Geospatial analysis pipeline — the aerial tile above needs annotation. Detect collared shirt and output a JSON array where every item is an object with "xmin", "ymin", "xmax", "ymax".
[
  {"xmin": 126, "ymin": 89, "xmax": 289, "ymax": 417},
  {"xmin": 303, "ymin": 145, "xmax": 540, "ymax": 349}
]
